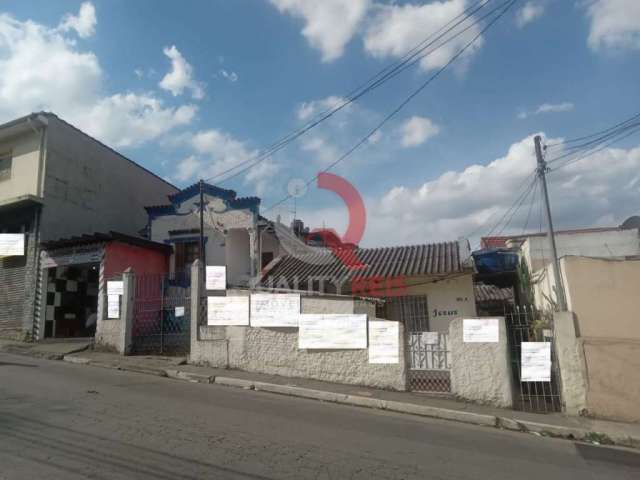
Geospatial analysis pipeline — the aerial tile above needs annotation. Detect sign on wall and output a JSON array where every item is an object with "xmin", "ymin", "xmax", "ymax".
[
  {"xmin": 298, "ymin": 314, "xmax": 367, "ymax": 350},
  {"xmin": 206, "ymin": 266, "xmax": 227, "ymax": 290},
  {"xmin": 368, "ymin": 321, "xmax": 399, "ymax": 364},
  {"xmin": 463, "ymin": 318, "xmax": 499, "ymax": 343},
  {"xmin": 0, "ymin": 234, "xmax": 25, "ymax": 256},
  {"xmin": 521, "ymin": 342, "xmax": 551, "ymax": 382},
  {"xmin": 107, "ymin": 281, "xmax": 124, "ymax": 296},
  {"xmin": 250, "ymin": 293, "xmax": 300, "ymax": 327},
  {"xmin": 207, "ymin": 296, "xmax": 249, "ymax": 326},
  {"xmin": 107, "ymin": 294, "xmax": 120, "ymax": 319},
  {"xmin": 421, "ymin": 331, "xmax": 440, "ymax": 345},
  {"xmin": 175, "ymin": 306, "xmax": 185, "ymax": 317}
]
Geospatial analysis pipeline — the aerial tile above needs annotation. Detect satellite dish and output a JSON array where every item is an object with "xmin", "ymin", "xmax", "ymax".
[{"xmin": 620, "ymin": 215, "xmax": 640, "ymax": 229}]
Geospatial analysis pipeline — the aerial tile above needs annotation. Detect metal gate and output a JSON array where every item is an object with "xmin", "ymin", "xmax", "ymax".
[
  {"xmin": 385, "ymin": 295, "xmax": 451, "ymax": 392},
  {"xmin": 506, "ymin": 305, "xmax": 562, "ymax": 413},
  {"xmin": 131, "ymin": 271, "xmax": 191, "ymax": 356}
]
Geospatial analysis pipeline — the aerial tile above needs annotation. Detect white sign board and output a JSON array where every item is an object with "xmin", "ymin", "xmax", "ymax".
[
  {"xmin": 463, "ymin": 318, "xmax": 499, "ymax": 343},
  {"xmin": 298, "ymin": 314, "xmax": 367, "ymax": 350},
  {"xmin": 368, "ymin": 321, "xmax": 399, "ymax": 364},
  {"xmin": 107, "ymin": 281, "xmax": 124, "ymax": 296},
  {"xmin": 206, "ymin": 266, "xmax": 226, "ymax": 290},
  {"xmin": 521, "ymin": 342, "xmax": 551, "ymax": 382},
  {"xmin": 107, "ymin": 294, "xmax": 120, "ymax": 319},
  {"xmin": 422, "ymin": 331, "xmax": 440, "ymax": 345},
  {"xmin": 175, "ymin": 306, "xmax": 185, "ymax": 317},
  {"xmin": 207, "ymin": 296, "xmax": 249, "ymax": 326},
  {"xmin": 250, "ymin": 293, "xmax": 300, "ymax": 327},
  {"xmin": 0, "ymin": 234, "xmax": 25, "ymax": 256}
]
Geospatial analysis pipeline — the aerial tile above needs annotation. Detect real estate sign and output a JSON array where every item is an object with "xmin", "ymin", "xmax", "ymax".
[
  {"xmin": 206, "ymin": 266, "xmax": 226, "ymax": 290},
  {"xmin": 298, "ymin": 314, "xmax": 367, "ymax": 350},
  {"xmin": 250, "ymin": 293, "xmax": 300, "ymax": 327},
  {"xmin": 463, "ymin": 318, "xmax": 499, "ymax": 343},
  {"xmin": 521, "ymin": 342, "xmax": 551, "ymax": 382},
  {"xmin": 368, "ymin": 321, "xmax": 399, "ymax": 364},
  {"xmin": 0, "ymin": 234, "xmax": 25, "ymax": 256},
  {"xmin": 207, "ymin": 296, "xmax": 249, "ymax": 326}
]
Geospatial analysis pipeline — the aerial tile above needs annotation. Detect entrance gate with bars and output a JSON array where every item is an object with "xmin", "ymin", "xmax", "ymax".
[
  {"xmin": 131, "ymin": 271, "xmax": 191, "ymax": 356},
  {"xmin": 506, "ymin": 305, "xmax": 562, "ymax": 413},
  {"xmin": 385, "ymin": 295, "xmax": 451, "ymax": 393}
]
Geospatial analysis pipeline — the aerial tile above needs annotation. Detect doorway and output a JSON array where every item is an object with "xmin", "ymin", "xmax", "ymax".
[{"xmin": 44, "ymin": 263, "xmax": 99, "ymax": 338}]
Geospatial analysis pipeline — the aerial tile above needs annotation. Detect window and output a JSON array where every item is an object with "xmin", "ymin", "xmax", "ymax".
[
  {"xmin": 0, "ymin": 153, "xmax": 11, "ymax": 181},
  {"xmin": 175, "ymin": 241, "xmax": 199, "ymax": 272}
]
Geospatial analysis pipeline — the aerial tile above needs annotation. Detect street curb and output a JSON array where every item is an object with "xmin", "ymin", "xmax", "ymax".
[
  {"xmin": 166, "ymin": 369, "xmax": 214, "ymax": 384},
  {"xmin": 56, "ymin": 355, "xmax": 640, "ymax": 449},
  {"xmin": 214, "ymin": 376, "xmax": 255, "ymax": 389}
]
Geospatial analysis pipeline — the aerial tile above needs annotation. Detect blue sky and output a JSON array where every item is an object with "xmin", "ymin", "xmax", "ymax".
[{"xmin": 1, "ymin": 0, "xmax": 639, "ymax": 246}]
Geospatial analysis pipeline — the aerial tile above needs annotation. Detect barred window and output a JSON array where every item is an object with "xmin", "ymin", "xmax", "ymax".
[{"xmin": 0, "ymin": 153, "xmax": 11, "ymax": 181}]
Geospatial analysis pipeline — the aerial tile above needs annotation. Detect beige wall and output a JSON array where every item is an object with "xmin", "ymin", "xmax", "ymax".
[
  {"xmin": 559, "ymin": 256, "xmax": 640, "ymax": 422},
  {"xmin": 403, "ymin": 274, "xmax": 476, "ymax": 332},
  {"xmin": 562, "ymin": 256, "xmax": 640, "ymax": 340},
  {"xmin": 0, "ymin": 130, "xmax": 42, "ymax": 203}
]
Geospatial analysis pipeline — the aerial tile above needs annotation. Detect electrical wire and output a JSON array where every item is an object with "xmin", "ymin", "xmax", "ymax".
[
  {"xmin": 545, "ymin": 111, "xmax": 640, "ymax": 149},
  {"xmin": 202, "ymin": 0, "xmax": 514, "ymax": 185},
  {"xmin": 263, "ymin": 0, "xmax": 519, "ymax": 214}
]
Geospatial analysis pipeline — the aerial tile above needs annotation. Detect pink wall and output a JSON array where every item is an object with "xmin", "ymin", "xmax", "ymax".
[{"xmin": 104, "ymin": 242, "xmax": 169, "ymax": 278}]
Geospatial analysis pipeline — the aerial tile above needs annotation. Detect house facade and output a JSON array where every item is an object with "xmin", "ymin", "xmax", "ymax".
[
  {"xmin": 145, "ymin": 182, "xmax": 285, "ymax": 287},
  {"xmin": 0, "ymin": 112, "xmax": 178, "ymax": 339}
]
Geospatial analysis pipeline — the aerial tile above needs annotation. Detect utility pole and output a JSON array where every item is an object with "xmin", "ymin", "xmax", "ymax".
[
  {"xmin": 199, "ymin": 179, "xmax": 205, "ymax": 270},
  {"xmin": 534, "ymin": 135, "xmax": 567, "ymax": 311}
]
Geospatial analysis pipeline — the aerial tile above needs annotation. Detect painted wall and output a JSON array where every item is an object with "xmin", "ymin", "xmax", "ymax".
[
  {"xmin": 521, "ymin": 229, "xmax": 640, "ymax": 273},
  {"xmin": 40, "ymin": 116, "xmax": 178, "ymax": 241},
  {"xmin": 148, "ymin": 192, "xmax": 258, "ymax": 285},
  {"xmin": 403, "ymin": 274, "xmax": 476, "ymax": 333},
  {"xmin": 190, "ymin": 289, "xmax": 406, "ymax": 390},
  {"xmin": 449, "ymin": 317, "xmax": 513, "ymax": 407},
  {"xmin": 103, "ymin": 242, "xmax": 169, "ymax": 278},
  {"xmin": 558, "ymin": 256, "xmax": 640, "ymax": 422},
  {"xmin": 0, "ymin": 129, "xmax": 42, "ymax": 203}
]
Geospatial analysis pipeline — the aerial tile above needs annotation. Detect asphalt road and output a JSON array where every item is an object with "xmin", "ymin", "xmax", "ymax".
[{"xmin": 1, "ymin": 353, "xmax": 639, "ymax": 480}]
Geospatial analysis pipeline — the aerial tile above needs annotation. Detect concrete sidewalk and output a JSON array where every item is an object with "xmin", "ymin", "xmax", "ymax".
[
  {"xmin": 2, "ymin": 339, "xmax": 639, "ymax": 449},
  {"xmin": 0, "ymin": 338, "xmax": 91, "ymax": 360}
]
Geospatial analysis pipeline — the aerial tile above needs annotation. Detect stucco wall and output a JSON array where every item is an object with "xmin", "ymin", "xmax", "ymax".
[
  {"xmin": 558, "ymin": 256, "xmax": 640, "ymax": 421},
  {"xmin": 404, "ymin": 274, "xmax": 476, "ymax": 333},
  {"xmin": 191, "ymin": 289, "xmax": 406, "ymax": 390},
  {"xmin": 40, "ymin": 116, "xmax": 178, "ymax": 241},
  {"xmin": 448, "ymin": 317, "xmax": 513, "ymax": 407},
  {"xmin": 582, "ymin": 340, "xmax": 640, "ymax": 422}
]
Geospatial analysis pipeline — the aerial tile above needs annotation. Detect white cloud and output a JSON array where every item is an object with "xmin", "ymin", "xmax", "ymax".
[
  {"xmin": 174, "ymin": 155, "xmax": 202, "ymax": 183},
  {"xmin": 219, "ymin": 69, "xmax": 238, "ymax": 82},
  {"xmin": 516, "ymin": 1, "xmax": 544, "ymax": 28},
  {"xmin": 82, "ymin": 94, "xmax": 196, "ymax": 148},
  {"xmin": 0, "ymin": 11, "xmax": 197, "ymax": 148},
  {"xmin": 399, "ymin": 116, "xmax": 440, "ymax": 147},
  {"xmin": 269, "ymin": 0, "xmax": 371, "ymax": 61},
  {"xmin": 356, "ymin": 134, "xmax": 640, "ymax": 246},
  {"xmin": 159, "ymin": 45, "xmax": 205, "ymax": 99},
  {"xmin": 170, "ymin": 129, "xmax": 281, "ymax": 195},
  {"xmin": 59, "ymin": 2, "xmax": 97, "ymax": 38},
  {"xmin": 518, "ymin": 102, "xmax": 574, "ymax": 119},
  {"xmin": 297, "ymin": 95, "xmax": 348, "ymax": 121},
  {"xmin": 363, "ymin": 0, "xmax": 484, "ymax": 72},
  {"xmin": 585, "ymin": 0, "xmax": 640, "ymax": 50}
]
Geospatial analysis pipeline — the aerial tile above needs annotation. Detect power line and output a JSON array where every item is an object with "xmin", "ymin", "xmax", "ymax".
[
  {"xmin": 549, "ymin": 123, "xmax": 640, "ymax": 173},
  {"xmin": 202, "ymin": 0, "xmax": 513, "ymax": 185},
  {"xmin": 264, "ymin": 0, "xmax": 519, "ymax": 214},
  {"xmin": 545, "ymin": 110, "xmax": 640, "ymax": 149},
  {"xmin": 521, "ymin": 176, "xmax": 539, "ymax": 235}
]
